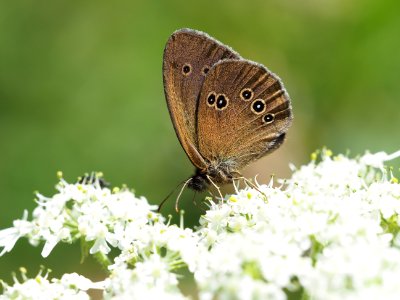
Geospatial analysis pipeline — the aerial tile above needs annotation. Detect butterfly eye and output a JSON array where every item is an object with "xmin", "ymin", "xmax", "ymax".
[
  {"xmin": 240, "ymin": 88, "xmax": 253, "ymax": 101},
  {"xmin": 263, "ymin": 113, "xmax": 275, "ymax": 124},
  {"xmin": 251, "ymin": 99, "xmax": 266, "ymax": 114},
  {"xmin": 202, "ymin": 66, "xmax": 210, "ymax": 76},
  {"xmin": 182, "ymin": 64, "xmax": 192, "ymax": 75},
  {"xmin": 207, "ymin": 92, "xmax": 216, "ymax": 107},
  {"xmin": 216, "ymin": 94, "xmax": 229, "ymax": 110}
]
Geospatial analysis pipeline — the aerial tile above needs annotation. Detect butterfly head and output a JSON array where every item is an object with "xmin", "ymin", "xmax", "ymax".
[{"xmin": 187, "ymin": 173, "xmax": 209, "ymax": 192}]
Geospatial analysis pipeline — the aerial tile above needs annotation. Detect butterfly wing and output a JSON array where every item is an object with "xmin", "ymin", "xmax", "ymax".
[
  {"xmin": 163, "ymin": 29, "xmax": 240, "ymax": 169},
  {"xmin": 196, "ymin": 60, "xmax": 292, "ymax": 173}
]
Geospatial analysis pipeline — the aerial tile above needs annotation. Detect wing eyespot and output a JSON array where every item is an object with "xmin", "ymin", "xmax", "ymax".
[
  {"xmin": 207, "ymin": 92, "xmax": 216, "ymax": 107},
  {"xmin": 240, "ymin": 88, "xmax": 253, "ymax": 101},
  {"xmin": 251, "ymin": 99, "xmax": 266, "ymax": 115},
  {"xmin": 182, "ymin": 64, "xmax": 192, "ymax": 76},
  {"xmin": 263, "ymin": 113, "xmax": 275, "ymax": 124},
  {"xmin": 216, "ymin": 94, "xmax": 229, "ymax": 110},
  {"xmin": 202, "ymin": 66, "xmax": 210, "ymax": 76}
]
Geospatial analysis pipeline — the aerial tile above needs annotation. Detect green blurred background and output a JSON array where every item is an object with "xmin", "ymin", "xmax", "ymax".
[{"xmin": 1, "ymin": 0, "xmax": 399, "ymax": 291}]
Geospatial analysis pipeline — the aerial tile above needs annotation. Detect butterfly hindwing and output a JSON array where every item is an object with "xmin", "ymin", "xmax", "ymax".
[
  {"xmin": 196, "ymin": 60, "xmax": 292, "ymax": 171},
  {"xmin": 163, "ymin": 29, "xmax": 240, "ymax": 169}
]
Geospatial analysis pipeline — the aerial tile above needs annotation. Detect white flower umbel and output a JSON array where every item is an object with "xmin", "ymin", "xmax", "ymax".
[
  {"xmin": 194, "ymin": 149, "xmax": 400, "ymax": 300},
  {"xmin": 1, "ymin": 149, "xmax": 400, "ymax": 299},
  {"xmin": 0, "ymin": 268, "xmax": 101, "ymax": 300},
  {"xmin": 0, "ymin": 172, "xmax": 160, "ymax": 261}
]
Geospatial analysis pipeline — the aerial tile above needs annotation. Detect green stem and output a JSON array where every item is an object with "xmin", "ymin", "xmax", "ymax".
[{"xmin": 93, "ymin": 251, "xmax": 112, "ymax": 271}]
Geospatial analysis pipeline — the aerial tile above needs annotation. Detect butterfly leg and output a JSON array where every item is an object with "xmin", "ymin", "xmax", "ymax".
[
  {"xmin": 231, "ymin": 173, "xmax": 268, "ymax": 202},
  {"xmin": 206, "ymin": 175, "xmax": 224, "ymax": 203},
  {"xmin": 232, "ymin": 177, "xmax": 241, "ymax": 193}
]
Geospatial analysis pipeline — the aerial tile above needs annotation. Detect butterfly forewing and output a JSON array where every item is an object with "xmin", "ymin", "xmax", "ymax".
[
  {"xmin": 163, "ymin": 29, "xmax": 240, "ymax": 169},
  {"xmin": 196, "ymin": 60, "xmax": 292, "ymax": 170}
]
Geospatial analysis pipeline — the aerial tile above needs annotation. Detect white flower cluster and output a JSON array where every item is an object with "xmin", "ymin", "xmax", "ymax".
[
  {"xmin": 0, "ymin": 173, "xmax": 161, "ymax": 258},
  {"xmin": 1, "ymin": 150, "xmax": 400, "ymax": 299},
  {"xmin": 0, "ymin": 269, "xmax": 100, "ymax": 300},
  {"xmin": 194, "ymin": 149, "xmax": 400, "ymax": 300},
  {"xmin": 0, "ymin": 173, "xmax": 196, "ymax": 299}
]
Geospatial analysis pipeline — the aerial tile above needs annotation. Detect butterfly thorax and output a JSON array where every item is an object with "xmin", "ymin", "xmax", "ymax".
[{"xmin": 188, "ymin": 160, "xmax": 238, "ymax": 192}]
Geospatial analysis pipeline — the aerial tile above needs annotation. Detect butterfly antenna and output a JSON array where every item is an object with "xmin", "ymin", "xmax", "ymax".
[
  {"xmin": 158, "ymin": 178, "xmax": 190, "ymax": 213},
  {"xmin": 175, "ymin": 178, "xmax": 192, "ymax": 212}
]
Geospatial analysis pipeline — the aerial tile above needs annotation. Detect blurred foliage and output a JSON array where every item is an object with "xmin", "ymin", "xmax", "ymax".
[{"xmin": 1, "ymin": 0, "xmax": 399, "ymax": 287}]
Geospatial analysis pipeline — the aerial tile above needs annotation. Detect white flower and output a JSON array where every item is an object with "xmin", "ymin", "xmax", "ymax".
[
  {"xmin": 0, "ymin": 210, "xmax": 33, "ymax": 256},
  {"xmin": 360, "ymin": 150, "xmax": 400, "ymax": 170},
  {"xmin": 200, "ymin": 203, "xmax": 231, "ymax": 232},
  {"xmin": 59, "ymin": 273, "xmax": 104, "ymax": 291}
]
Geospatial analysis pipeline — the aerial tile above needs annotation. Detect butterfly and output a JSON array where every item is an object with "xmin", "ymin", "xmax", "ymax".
[{"xmin": 163, "ymin": 28, "xmax": 292, "ymax": 193}]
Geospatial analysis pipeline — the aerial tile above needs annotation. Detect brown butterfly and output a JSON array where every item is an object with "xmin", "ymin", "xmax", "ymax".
[{"xmin": 163, "ymin": 28, "xmax": 292, "ymax": 193}]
